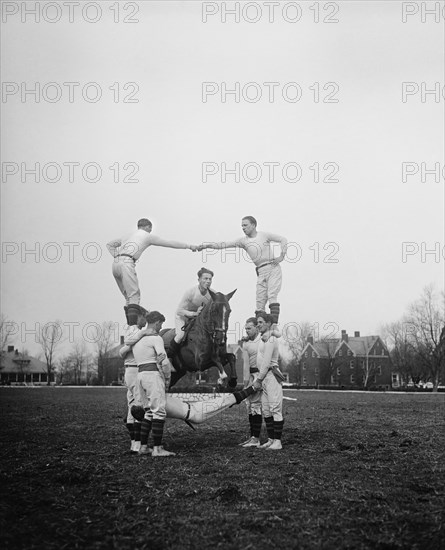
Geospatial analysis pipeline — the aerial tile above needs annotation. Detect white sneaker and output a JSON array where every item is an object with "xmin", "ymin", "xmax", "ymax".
[
  {"xmin": 259, "ymin": 438, "xmax": 274, "ymax": 449},
  {"xmin": 152, "ymin": 446, "xmax": 176, "ymax": 457},
  {"xmin": 132, "ymin": 441, "xmax": 141, "ymax": 453},
  {"xmin": 241, "ymin": 437, "xmax": 260, "ymax": 448},
  {"xmin": 266, "ymin": 439, "xmax": 282, "ymax": 451}
]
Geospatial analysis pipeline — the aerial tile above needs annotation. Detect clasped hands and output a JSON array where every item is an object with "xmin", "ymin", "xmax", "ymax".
[{"xmin": 252, "ymin": 378, "xmax": 263, "ymax": 391}]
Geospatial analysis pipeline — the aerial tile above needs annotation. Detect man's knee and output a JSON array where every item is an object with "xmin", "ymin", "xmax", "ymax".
[{"xmin": 174, "ymin": 330, "xmax": 185, "ymax": 344}]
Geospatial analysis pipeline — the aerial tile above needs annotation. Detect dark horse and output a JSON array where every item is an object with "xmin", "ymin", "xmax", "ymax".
[{"xmin": 160, "ymin": 289, "xmax": 238, "ymax": 388}]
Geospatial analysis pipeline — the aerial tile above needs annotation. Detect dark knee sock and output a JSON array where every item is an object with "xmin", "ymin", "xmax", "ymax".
[
  {"xmin": 264, "ymin": 416, "xmax": 275, "ymax": 439},
  {"xmin": 251, "ymin": 414, "xmax": 263, "ymax": 438},
  {"xmin": 234, "ymin": 385, "xmax": 256, "ymax": 404},
  {"xmin": 269, "ymin": 303, "xmax": 280, "ymax": 324},
  {"xmin": 151, "ymin": 419, "xmax": 165, "ymax": 447},
  {"xmin": 133, "ymin": 421, "xmax": 141, "ymax": 442},
  {"xmin": 126, "ymin": 423, "xmax": 135, "ymax": 440},
  {"xmin": 248, "ymin": 414, "xmax": 254, "ymax": 436},
  {"xmin": 273, "ymin": 419, "xmax": 284, "ymax": 441},
  {"xmin": 140, "ymin": 418, "xmax": 152, "ymax": 446}
]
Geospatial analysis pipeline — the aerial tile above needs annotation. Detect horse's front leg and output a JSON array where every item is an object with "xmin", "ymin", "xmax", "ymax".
[
  {"xmin": 222, "ymin": 353, "xmax": 238, "ymax": 389},
  {"xmin": 214, "ymin": 360, "xmax": 228, "ymax": 386}
]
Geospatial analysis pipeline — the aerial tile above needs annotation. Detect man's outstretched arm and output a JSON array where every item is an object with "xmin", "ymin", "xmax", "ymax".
[
  {"xmin": 198, "ymin": 239, "xmax": 241, "ymax": 251},
  {"xmin": 148, "ymin": 235, "xmax": 198, "ymax": 251}
]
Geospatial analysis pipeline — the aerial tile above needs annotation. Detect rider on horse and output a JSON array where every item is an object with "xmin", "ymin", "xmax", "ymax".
[{"xmin": 168, "ymin": 267, "xmax": 215, "ymax": 362}]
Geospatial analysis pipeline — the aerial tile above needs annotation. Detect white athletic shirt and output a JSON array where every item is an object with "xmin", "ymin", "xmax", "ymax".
[
  {"xmin": 243, "ymin": 335, "xmax": 261, "ymax": 370},
  {"xmin": 215, "ymin": 231, "xmax": 287, "ymax": 267},
  {"xmin": 176, "ymin": 286, "xmax": 212, "ymax": 318},
  {"xmin": 257, "ymin": 334, "xmax": 279, "ymax": 380},
  {"xmin": 133, "ymin": 334, "xmax": 166, "ymax": 366},
  {"xmin": 107, "ymin": 229, "xmax": 189, "ymax": 261}
]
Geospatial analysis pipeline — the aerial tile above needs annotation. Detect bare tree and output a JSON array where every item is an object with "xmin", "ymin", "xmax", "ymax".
[
  {"xmin": 70, "ymin": 340, "xmax": 91, "ymax": 385},
  {"xmin": 94, "ymin": 321, "xmax": 119, "ymax": 385},
  {"xmin": 37, "ymin": 321, "xmax": 63, "ymax": 385},
  {"xmin": 281, "ymin": 321, "xmax": 313, "ymax": 384},
  {"xmin": 382, "ymin": 320, "xmax": 424, "ymax": 386},
  {"xmin": 406, "ymin": 285, "xmax": 445, "ymax": 392},
  {"xmin": 57, "ymin": 355, "xmax": 73, "ymax": 385},
  {"xmin": 282, "ymin": 321, "xmax": 313, "ymax": 361},
  {"xmin": 361, "ymin": 354, "xmax": 378, "ymax": 389}
]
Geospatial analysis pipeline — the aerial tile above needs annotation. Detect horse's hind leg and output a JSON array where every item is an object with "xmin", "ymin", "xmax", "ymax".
[
  {"xmin": 170, "ymin": 368, "xmax": 186, "ymax": 388},
  {"xmin": 169, "ymin": 356, "xmax": 187, "ymax": 388}
]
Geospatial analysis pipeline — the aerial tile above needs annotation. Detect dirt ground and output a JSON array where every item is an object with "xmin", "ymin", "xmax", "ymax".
[{"xmin": 0, "ymin": 388, "xmax": 444, "ymax": 550}]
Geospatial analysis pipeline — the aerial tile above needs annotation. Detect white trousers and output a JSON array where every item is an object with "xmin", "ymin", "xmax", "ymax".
[
  {"xmin": 137, "ymin": 371, "xmax": 166, "ymax": 420},
  {"xmin": 245, "ymin": 373, "xmax": 262, "ymax": 415},
  {"xmin": 174, "ymin": 315, "xmax": 187, "ymax": 342},
  {"xmin": 124, "ymin": 366, "xmax": 139, "ymax": 423},
  {"xmin": 256, "ymin": 264, "xmax": 282, "ymax": 310},
  {"xmin": 261, "ymin": 370, "xmax": 283, "ymax": 421},
  {"xmin": 165, "ymin": 394, "xmax": 237, "ymax": 424},
  {"xmin": 112, "ymin": 258, "xmax": 140, "ymax": 305}
]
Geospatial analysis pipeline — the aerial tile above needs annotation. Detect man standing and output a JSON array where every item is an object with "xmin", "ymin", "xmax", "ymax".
[
  {"xmin": 107, "ymin": 218, "xmax": 198, "ymax": 307},
  {"xmin": 238, "ymin": 317, "xmax": 263, "ymax": 448},
  {"xmin": 169, "ymin": 267, "xmax": 215, "ymax": 359},
  {"xmin": 132, "ymin": 311, "xmax": 175, "ymax": 457},
  {"xmin": 121, "ymin": 304, "xmax": 148, "ymax": 453},
  {"xmin": 253, "ymin": 312, "xmax": 284, "ymax": 451},
  {"xmin": 198, "ymin": 216, "xmax": 287, "ymax": 324}
]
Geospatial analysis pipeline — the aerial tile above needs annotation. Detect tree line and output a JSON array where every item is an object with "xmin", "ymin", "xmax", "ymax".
[{"xmin": 2, "ymin": 285, "xmax": 444, "ymax": 389}]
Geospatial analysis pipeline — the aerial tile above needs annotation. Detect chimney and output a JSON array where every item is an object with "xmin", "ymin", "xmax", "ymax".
[
  {"xmin": 307, "ymin": 335, "xmax": 314, "ymax": 345},
  {"xmin": 7, "ymin": 345, "xmax": 14, "ymax": 352},
  {"xmin": 120, "ymin": 336, "xmax": 124, "ymax": 345},
  {"xmin": 341, "ymin": 330, "xmax": 348, "ymax": 343},
  {"xmin": 354, "ymin": 331, "xmax": 360, "ymax": 337}
]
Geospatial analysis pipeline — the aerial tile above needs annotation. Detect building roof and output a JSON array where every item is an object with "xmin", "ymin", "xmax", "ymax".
[
  {"xmin": 346, "ymin": 336, "xmax": 379, "ymax": 356},
  {"xmin": 0, "ymin": 349, "xmax": 47, "ymax": 374},
  {"xmin": 304, "ymin": 335, "xmax": 385, "ymax": 358},
  {"xmin": 311, "ymin": 341, "xmax": 337, "ymax": 357}
]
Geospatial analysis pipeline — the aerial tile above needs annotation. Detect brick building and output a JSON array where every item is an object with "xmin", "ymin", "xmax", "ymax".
[{"xmin": 297, "ymin": 330, "xmax": 393, "ymax": 389}]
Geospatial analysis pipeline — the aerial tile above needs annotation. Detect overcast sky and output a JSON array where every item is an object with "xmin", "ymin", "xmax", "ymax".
[{"xmin": 1, "ymin": 1, "xmax": 444, "ymax": 357}]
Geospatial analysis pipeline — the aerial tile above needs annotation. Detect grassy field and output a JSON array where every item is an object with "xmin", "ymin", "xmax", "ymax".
[{"xmin": 0, "ymin": 388, "xmax": 444, "ymax": 550}]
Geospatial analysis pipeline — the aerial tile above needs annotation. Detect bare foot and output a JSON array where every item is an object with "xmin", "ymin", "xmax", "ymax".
[
  {"xmin": 259, "ymin": 438, "xmax": 274, "ymax": 449},
  {"xmin": 152, "ymin": 446, "xmax": 176, "ymax": 457},
  {"xmin": 138, "ymin": 446, "xmax": 153, "ymax": 455}
]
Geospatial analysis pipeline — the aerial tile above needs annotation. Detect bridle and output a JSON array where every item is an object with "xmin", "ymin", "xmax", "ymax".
[{"xmin": 202, "ymin": 299, "xmax": 230, "ymax": 345}]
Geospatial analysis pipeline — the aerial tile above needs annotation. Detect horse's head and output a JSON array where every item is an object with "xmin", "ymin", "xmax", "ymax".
[{"xmin": 203, "ymin": 289, "xmax": 236, "ymax": 345}]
